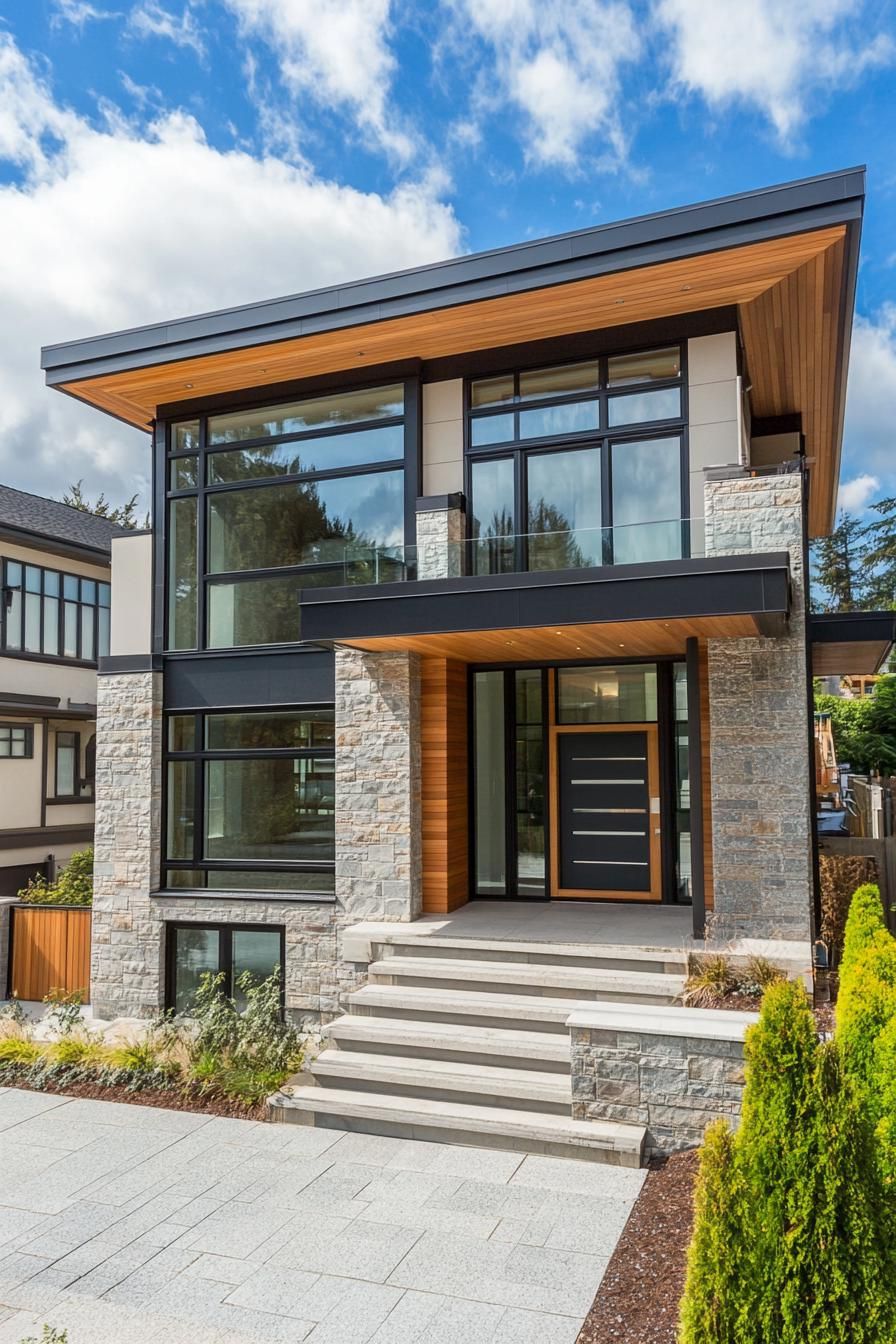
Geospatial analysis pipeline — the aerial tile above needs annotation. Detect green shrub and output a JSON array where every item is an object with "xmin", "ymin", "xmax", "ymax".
[
  {"xmin": 679, "ymin": 1119, "xmax": 743, "ymax": 1344},
  {"xmin": 836, "ymin": 939, "xmax": 896, "ymax": 1107},
  {"xmin": 683, "ymin": 953, "xmax": 736, "ymax": 1007},
  {"xmin": 873, "ymin": 1016, "xmax": 896, "ymax": 1190},
  {"xmin": 0, "ymin": 1037, "xmax": 41, "ymax": 1066},
  {"xmin": 841, "ymin": 883, "xmax": 888, "ymax": 974},
  {"xmin": 19, "ymin": 847, "xmax": 93, "ymax": 906},
  {"xmin": 186, "ymin": 969, "xmax": 302, "ymax": 1106},
  {"xmin": 43, "ymin": 991, "xmax": 85, "ymax": 1038}
]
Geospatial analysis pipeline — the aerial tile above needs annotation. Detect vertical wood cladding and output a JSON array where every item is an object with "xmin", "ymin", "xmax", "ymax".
[{"xmin": 421, "ymin": 658, "xmax": 469, "ymax": 913}]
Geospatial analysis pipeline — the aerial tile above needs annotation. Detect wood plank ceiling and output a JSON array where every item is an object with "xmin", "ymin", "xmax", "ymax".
[
  {"xmin": 334, "ymin": 614, "xmax": 760, "ymax": 663},
  {"xmin": 59, "ymin": 224, "xmax": 847, "ymax": 532}
]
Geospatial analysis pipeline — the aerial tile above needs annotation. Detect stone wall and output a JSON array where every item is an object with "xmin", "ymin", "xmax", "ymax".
[
  {"xmin": 704, "ymin": 470, "xmax": 813, "ymax": 942},
  {"xmin": 335, "ymin": 646, "xmax": 422, "ymax": 923},
  {"xmin": 416, "ymin": 505, "xmax": 464, "ymax": 580},
  {"xmin": 569, "ymin": 1007, "xmax": 753, "ymax": 1155}
]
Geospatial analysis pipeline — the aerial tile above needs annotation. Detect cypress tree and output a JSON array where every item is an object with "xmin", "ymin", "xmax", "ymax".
[
  {"xmin": 841, "ymin": 882, "xmax": 888, "ymax": 974},
  {"xmin": 678, "ymin": 1119, "xmax": 743, "ymax": 1344},
  {"xmin": 836, "ymin": 939, "xmax": 896, "ymax": 1104}
]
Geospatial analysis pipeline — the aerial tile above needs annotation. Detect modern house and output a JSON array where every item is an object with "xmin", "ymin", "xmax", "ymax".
[
  {"xmin": 0, "ymin": 485, "xmax": 122, "ymax": 897},
  {"xmin": 39, "ymin": 166, "xmax": 896, "ymax": 1157}
]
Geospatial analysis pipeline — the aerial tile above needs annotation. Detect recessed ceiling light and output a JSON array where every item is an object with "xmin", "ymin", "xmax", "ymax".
[
  {"xmin": 185, "ymin": 382, "xmax": 193, "ymax": 389},
  {"xmin": 614, "ymin": 299, "xmax": 625, "ymax": 305},
  {"xmin": 681, "ymin": 284, "xmax": 692, "ymax": 292}
]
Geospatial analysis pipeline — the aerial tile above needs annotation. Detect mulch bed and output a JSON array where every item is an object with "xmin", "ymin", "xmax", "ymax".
[
  {"xmin": 0, "ymin": 1075, "xmax": 269, "ymax": 1120},
  {"xmin": 577, "ymin": 1150, "xmax": 699, "ymax": 1344},
  {"xmin": 691, "ymin": 993, "xmax": 837, "ymax": 1035}
]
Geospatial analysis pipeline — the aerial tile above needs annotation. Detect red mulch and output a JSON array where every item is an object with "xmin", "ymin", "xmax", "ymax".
[
  {"xmin": 0, "ymin": 1075, "xmax": 269, "ymax": 1120},
  {"xmin": 577, "ymin": 1151, "xmax": 699, "ymax": 1344}
]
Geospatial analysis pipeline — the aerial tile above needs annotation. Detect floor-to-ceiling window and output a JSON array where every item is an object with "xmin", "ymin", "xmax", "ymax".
[
  {"xmin": 465, "ymin": 346, "xmax": 686, "ymax": 574},
  {"xmin": 165, "ymin": 382, "xmax": 415, "ymax": 651}
]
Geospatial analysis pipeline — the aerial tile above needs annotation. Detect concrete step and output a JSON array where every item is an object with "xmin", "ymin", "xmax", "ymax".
[
  {"xmin": 324, "ymin": 1014, "xmax": 570, "ymax": 1069},
  {"xmin": 270, "ymin": 1086, "xmax": 645, "ymax": 1166},
  {"xmin": 347, "ymin": 983, "xmax": 586, "ymax": 1032},
  {"xmin": 367, "ymin": 956, "xmax": 683, "ymax": 1004},
  {"xmin": 372, "ymin": 933, "xmax": 687, "ymax": 976},
  {"xmin": 310, "ymin": 1050, "xmax": 570, "ymax": 1111}
]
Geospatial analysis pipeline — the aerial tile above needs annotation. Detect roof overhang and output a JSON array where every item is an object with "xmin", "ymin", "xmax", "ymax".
[
  {"xmin": 41, "ymin": 167, "xmax": 864, "ymax": 537},
  {"xmin": 298, "ymin": 553, "xmax": 791, "ymax": 663},
  {"xmin": 810, "ymin": 611, "xmax": 896, "ymax": 676}
]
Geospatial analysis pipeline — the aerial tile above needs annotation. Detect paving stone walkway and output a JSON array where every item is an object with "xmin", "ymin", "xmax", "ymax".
[{"xmin": 0, "ymin": 1087, "xmax": 644, "ymax": 1343}]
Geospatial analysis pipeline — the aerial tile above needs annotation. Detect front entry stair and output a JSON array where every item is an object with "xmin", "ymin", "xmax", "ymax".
[{"xmin": 270, "ymin": 934, "xmax": 687, "ymax": 1165}]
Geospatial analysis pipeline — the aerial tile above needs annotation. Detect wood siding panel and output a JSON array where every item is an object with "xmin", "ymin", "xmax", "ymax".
[
  {"xmin": 421, "ymin": 659, "xmax": 469, "ymax": 913},
  {"xmin": 9, "ymin": 907, "xmax": 91, "ymax": 1003},
  {"xmin": 699, "ymin": 643, "xmax": 714, "ymax": 912}
]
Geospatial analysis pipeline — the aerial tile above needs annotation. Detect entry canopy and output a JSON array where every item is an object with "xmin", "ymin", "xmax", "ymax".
[{"xmin": 810, "ymin": 612, "xmax": 896, "ymax": 676}]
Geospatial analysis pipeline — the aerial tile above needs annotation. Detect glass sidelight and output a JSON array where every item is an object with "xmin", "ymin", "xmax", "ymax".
[{"xmin": 472, "ymin": 668, "xmax": 546, "ymax": 899}]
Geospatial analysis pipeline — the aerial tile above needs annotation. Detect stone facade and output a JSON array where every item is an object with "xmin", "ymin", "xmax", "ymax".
[
  {"xmin": 704, "ymin": 470, "xmax": 813, "ymax": 942},
  {"xmin": 91, "ymin": 647, "xmax": 424, "ymax": 1025},
  {"xmin": 415, "ymin": 504, "xmax": 464, "ymax": 580},
  {"xmin": 570, "ymin": 1011, "xmax": 752, "ymax": 1155},
  {"xmin": 334, "ymin": 646, "xmax": 422, "ymax": 922}
]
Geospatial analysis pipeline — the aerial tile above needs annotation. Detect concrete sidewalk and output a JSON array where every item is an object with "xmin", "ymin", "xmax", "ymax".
[{"xmin": 0, "ymin": 1087, "xmax": 644, "ymax": 1343}]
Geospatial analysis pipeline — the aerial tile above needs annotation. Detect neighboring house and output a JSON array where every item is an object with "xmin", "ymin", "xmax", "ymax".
[
  {"xmin": 37, "ymin": 167, "xmax": 896, "ymax": 1153},
  {"xmin": 0, "ymin": 485, "xmax": 124, "ymax": 897}
]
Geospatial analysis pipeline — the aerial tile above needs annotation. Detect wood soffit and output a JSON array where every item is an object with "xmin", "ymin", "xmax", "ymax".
[{"xmin": 58, "ymin": 224, "xmax": 849, "ymax": 533}]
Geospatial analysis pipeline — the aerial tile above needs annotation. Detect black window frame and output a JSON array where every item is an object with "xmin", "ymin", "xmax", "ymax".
[
  {"xmin": 160, "ymin": 376, "xmax": 422, "ymax": 653},
  {"xmin": 164, "ymin": 920, "xmax": 286, "ymax": 1014},
  {"xmin": 0, "ymin": 558, "xmax": 111, "ymax": 667},
  {"xmin": 0, "ymin": 723, "xmax": 34, "ymax": 760},
  {"xmin": 54, "ymin": 729, "xmax": 84, "ymax": 800},
  {"xmin": 161, "ymin": 704, "xmax": 336, "ymax": 899},
  {"xmin": 463, "ymin": 343, "xmax": 689, "ymax": 569}
]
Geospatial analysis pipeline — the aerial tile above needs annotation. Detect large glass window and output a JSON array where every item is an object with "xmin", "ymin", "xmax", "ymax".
[
  {"xmin": 1, "ymin": 560, "xmax": 110, "ymax": 663},
  {"xmin": 163, "ymin": 707, "xmax": 335, "ymax": 894},
  {"xmin": 473, "ymin": 672, "xmax": 506, "ymax": 896},
  {"xmin": 167, "ymin": 923, "xmax": 283, "ymax": 1014},
  {"xmin": 166, "ymin": 381, "xmax": 410, "ymax": 651},
  {"xmin": 466, "ymin": 346, "xmax": 685, "ymax": 573}
]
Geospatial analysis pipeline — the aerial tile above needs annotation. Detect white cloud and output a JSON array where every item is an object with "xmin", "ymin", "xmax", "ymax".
[
  {"xmin": 839, "ymin": 473, "xmax": 881, "ymax": 514},
  {"xmin": 448, "ymin": 0, "xmax": 641, "ymax": 170},
  {"xmin": 129, "ymin": 2, "xmax": 207, "ymax": 58},
  {"xmin": 842, "ymin": 305, "xmax": 896, "ymax": 491},
  {"xmin": 220, "ymin": 0, "xmax": 413, "ymax": 161},
  {"xmin": 51, "ymin": 0, "xmax": 118, "ymax": 27},
  {"xmin": 655, "ymin": 0, "xmax": 893, "ymax": 142},
  {"xmin": 0, "ymin": 32, "xmax": 462, "ymax": 508}
]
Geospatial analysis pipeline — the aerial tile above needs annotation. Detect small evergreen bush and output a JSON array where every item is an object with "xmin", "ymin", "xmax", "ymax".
[
  {"xmin": 679, "ymin": 1119, "xmax": 742, "ymax": 1344},
  {"xmin": 841, "ymin": 882, "xmax": 888, "ymax": 974},
  {"xmin": 836, "ymin": 938, "xmax": 896, "ymax": 1105}
]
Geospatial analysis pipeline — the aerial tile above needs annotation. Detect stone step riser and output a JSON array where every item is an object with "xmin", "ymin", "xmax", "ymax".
[
  {"xmin": 325, "ymin": 1032, "xmax": 571, "ymax": 1073},
  {"xmin": 310, "ymin": 1075, "xmax": 571, "ymax": 1116},
  {"xmin": 367, "ymin": 971, "xmax": 677, "ymax": 1005},
  {"xmin": 374, "ymin": 941, "xmax": 684, "ymax": 976},
  {"xmin": 349, "ymin": 1002, "xmax": 571, "ymax": 1035}
]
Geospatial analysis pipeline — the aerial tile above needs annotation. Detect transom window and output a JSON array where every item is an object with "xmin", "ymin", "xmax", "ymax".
[
  {"xmin": 1, "ymin": 560, "xmax": 110, "ymax": 663},
  {"xmin": 163, "ymin": 707, "xmax": 335, "ymax": 896},
  {"xmin": 0, "ymin": 724, "xmax": 32, "ymax": 759},
  {"xmin": 166, "ymin": 381, "xmax": 413, "ymax": 651},
  {"xmin": 465, "ymin": 346, "xmax": 686, "ymax": 572}
]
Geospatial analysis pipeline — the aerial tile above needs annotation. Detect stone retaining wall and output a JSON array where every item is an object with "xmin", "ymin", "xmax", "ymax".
[{"xmin": 569, "ymin": 1007, "xmax": 755, "ymax": 1155}]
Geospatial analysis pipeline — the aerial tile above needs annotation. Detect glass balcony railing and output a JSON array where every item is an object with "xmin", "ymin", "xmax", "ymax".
[{"xmin": 331, "ymin": 518, "xmax": 708, "ymax": 587}]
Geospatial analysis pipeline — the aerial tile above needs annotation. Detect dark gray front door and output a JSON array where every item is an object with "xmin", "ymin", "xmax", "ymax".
[{"xmin": 557, "ymin": 730, "xmax": 653, "ymax": 895}]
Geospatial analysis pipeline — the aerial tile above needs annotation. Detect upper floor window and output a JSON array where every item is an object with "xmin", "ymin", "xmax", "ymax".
[
  {"xmin": 1, "ymin": 560, "xmax": 110, "ymax": 664},
  {"xmin": 166, "ymin": 382, "xmax": 412, "ymax": 651},
  {"xmin": 465, "ymin": 346, "xmax": 686, "ymax": 572},
  {"xmin": 0, "ymin": 724, "xmax": 33, "ymax": 759}
]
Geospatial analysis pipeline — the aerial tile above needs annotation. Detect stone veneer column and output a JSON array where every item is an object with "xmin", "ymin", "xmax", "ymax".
[
  {"xmin": 415, "ymin": 495, "xmax": 465, "ymax": 580},
  {"xmin": 335, "ymin": 647, "xmax": 422, "ymax": 921},
  {"xmin": 91, "ymin": 670, "xmax": 164, "ymax": 1018},
  {"xmin": 703, "ymin": 471, "xmax": 812, "ymax": 942}
]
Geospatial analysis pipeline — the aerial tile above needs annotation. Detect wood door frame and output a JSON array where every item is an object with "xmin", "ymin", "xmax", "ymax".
[{"xmin": 548, "ymin": 719, "xmax": 662, "ymax": 902}]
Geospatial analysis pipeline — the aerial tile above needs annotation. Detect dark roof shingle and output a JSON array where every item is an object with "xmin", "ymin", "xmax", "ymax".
[{"xmin": 0, "ymin": 485, "xmax": 128, "ymax": 556}]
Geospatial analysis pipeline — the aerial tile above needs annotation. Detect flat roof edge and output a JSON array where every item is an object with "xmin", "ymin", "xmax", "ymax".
[{"xmin": 41, "ymin": 167, "xmax": 865, "ymax": 385}]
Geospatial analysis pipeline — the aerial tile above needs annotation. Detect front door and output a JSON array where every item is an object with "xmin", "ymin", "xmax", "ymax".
[{"xmin": 552, "ymin": 725, "xmax": 661, "ymax": 899}]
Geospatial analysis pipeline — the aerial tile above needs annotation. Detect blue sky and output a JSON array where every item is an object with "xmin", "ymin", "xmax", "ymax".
[{"xmin": 0, "ymin": 0, "xmax": 895, "ymax": 517}]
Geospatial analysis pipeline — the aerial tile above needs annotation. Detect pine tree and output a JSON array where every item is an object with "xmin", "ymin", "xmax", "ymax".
[
  {"xmin": 811, "ymin": 510, "xmax": 868, "ymax": 611},
  {"xmin": 862, "ymin": 496, "xmax": 896, "ymax": 608},
  {"xmin": 60, "ymin": 480, "xmax": 147, "ymax": 529}
]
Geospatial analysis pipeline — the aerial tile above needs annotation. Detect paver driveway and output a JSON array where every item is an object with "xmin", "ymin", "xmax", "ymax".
[{"xmin": 0, "ymin": 1087, "xmax": 644, "ymax": 1343}]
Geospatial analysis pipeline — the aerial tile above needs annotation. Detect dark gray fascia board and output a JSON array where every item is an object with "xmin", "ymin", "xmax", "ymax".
[
  {"xmin": 809, "ymin": 611, "xmax": 896, "ymax": 645},
  {"xmin": 0, "ymin": 522, "xmax": 113, "ymax": 568},
  {"xmin": 298, "ymin": 552, "xmax": 791, "ymax": 645},
  {"xmin": 41, "ymin": 167, "xmax": 865, "ymax": 386},
  {"xmin": 416, "ymin": 493, "xmax": 465, "ymax": 513}
]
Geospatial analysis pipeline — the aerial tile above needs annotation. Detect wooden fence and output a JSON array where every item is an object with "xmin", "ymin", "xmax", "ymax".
[
  {"xmin": 7, "ymin": 906, "xmax": 91, "ymax": 1003},
  {"xmin": 846, "ymin": 776, "xmax": 896, "ymax": 840}
]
